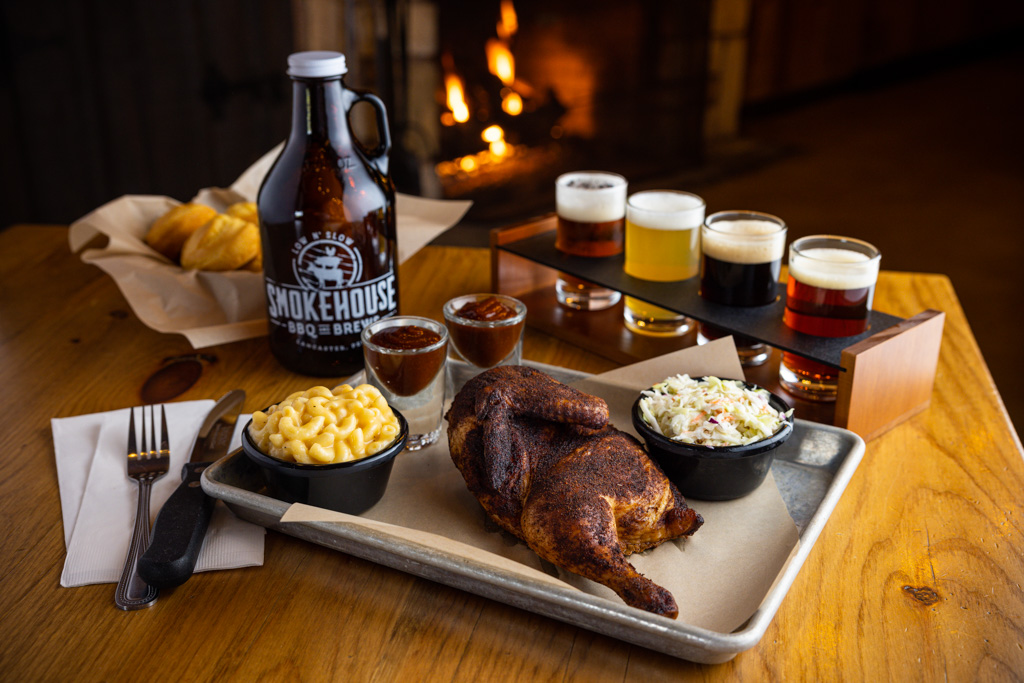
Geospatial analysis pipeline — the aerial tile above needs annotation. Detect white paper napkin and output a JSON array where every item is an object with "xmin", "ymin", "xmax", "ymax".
[{"xmin": 53, "ymin": 400, "xmax": 265, "ymax": 587}]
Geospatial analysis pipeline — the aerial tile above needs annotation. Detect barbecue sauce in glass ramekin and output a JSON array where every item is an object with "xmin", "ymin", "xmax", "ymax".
[
  {"xmin": 365, "ymin": 325, "xmax": 445, "ymax": 396},
  {"xmin": 448, "ymin": 297, "xmax": 524, "ymax": 368}
]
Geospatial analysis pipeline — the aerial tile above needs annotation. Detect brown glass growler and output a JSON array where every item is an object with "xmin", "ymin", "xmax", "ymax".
[{"xmin": 258, "ymin": 51, "xmax": 398, "ymax": 377}]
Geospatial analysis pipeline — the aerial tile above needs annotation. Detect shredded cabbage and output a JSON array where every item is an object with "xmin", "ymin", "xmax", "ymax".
[{"xmin": 639, "ymin": 374, "xmax": 792, "ymax": 448}]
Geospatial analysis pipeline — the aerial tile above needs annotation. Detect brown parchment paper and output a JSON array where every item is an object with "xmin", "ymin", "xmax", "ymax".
[
  {"xmin": 67, "ymin": 144, "xmax": 472, "ymax": 348},
  {"xmin": 281, "ymin": 339, "xmax": 800, "ymax": 632}
]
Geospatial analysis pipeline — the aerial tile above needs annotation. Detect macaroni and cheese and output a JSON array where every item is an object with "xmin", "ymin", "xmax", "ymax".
[{"xmin": 249, "ymin": 384, "xmax": 401, "ymax": 464}]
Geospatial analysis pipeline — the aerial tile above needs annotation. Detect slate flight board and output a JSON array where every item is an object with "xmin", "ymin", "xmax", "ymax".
[{"xmin": 497, "ymin": 232, "xmax": 904, "ymax": 371}]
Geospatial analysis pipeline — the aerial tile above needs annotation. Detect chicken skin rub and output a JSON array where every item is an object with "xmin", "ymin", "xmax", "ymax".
[{"xmin": 445, "ymin": 365, "xmax": 702, "ymax": 617}]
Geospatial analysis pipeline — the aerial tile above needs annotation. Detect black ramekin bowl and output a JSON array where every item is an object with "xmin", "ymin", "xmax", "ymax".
[
  {"xmin": 241, "ymin": 408, "xmax": 408, "ymax": 514},
  {"xmin": 631, "ymin": 378, "xmax": 793, "ymax": 501}
]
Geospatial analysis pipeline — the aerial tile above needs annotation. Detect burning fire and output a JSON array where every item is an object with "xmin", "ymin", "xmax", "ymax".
[
  {"xmin": 482, "ymin": 125, "xmax": 510, "ymax": 156},
  {"xmin": 437, "ymin": 123, "xmax": 520, "ymax": 180},
  {"xmin": 442, "ymin": 0, "xmax": 526, "ymax": 127},
  {"xmin": 487, "ymin": 39, "xmax": 514, "ymax": 85},
  {"xmin": 501, "ymin": 89, "xmax": 523, "ymax": 115},
  {"xmin": 438, "ymin": 0, "xmax": 543, "ymax": 181},
  {"xmin": 486, "ymin": 40, "xmax": 524, "ymax": 116},
  {"xmin": 444, "ymin": 72, "xmax": 470, "ymax": 125},
  {"xmin": 496, "ymin": 0, "xmax": 518, "ymax": 40},
  {"xmin": 486, "ymin": 1, "xmax": 523, "ymax": 117}
]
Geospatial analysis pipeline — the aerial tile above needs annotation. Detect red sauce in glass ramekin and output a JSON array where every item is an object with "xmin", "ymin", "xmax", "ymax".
[
  {"xmin": 365, "ymin": 325, "xmax": 445, "ymax": 396},
  {"xmin": 448, "ymin": 297, "xmax": 523, "ymax": 367}
]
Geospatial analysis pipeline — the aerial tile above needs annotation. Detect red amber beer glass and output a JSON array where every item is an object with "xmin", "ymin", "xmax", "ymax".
[
  {"xmin": 779, "ymin": 235, "xmax": 881, "ymax": 401},
  {"xmin": 698, "ymin": 211, "xmax": 787, "ymax": 366},
  {"xmin": 554, "ymin": 172, "xmax": 627, "ymax": 310}
]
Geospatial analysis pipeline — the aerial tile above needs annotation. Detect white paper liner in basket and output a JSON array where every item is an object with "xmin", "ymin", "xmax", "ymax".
[{"xmin": 68, "ymin": 145, "xmax": 471, "ymax": 348}]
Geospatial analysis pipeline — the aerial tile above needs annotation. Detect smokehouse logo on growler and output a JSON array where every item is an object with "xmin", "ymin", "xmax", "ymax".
[
  {"xmin": 265, "ymin": 231, "xmax": 396, "ymax": 347},
  {"xmin": 294, "ymin": 235, "xmax": 362, "ymax": 288}
]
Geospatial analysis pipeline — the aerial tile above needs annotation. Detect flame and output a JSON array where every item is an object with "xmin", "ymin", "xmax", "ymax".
[
  {"xmin": 489, "ymin": 138, "xmax": 509, "ymax": 157},
  {"xmin": 496, "ymin": 0, "xmax": 518, "ymax": 40},
  {"xmin": 436, "ymin": 136, "xmax": 524, "ymax": 179},
  {"xmin": 481, "ymin": 125, "xmax": 504, "ymax": 143},
  {"xmin": 444, "ymin": 72, "xmax": 470, "ymax": 124},
  {"xmin": 434, "ymin": 1, "xmax": 530, "ymax": 178},
  {"xmin": 481, "ymin": 125, "xmax": 510, "ymax": 157},
  {"xmin": 501, "ymin": 90, "xmax": 523, "ymax": 115},
  {"xmin": 486, "ymin": 39, "xmax": 515, "ymax": 86},
  {"xmin": 486, "ymin": 4, "xmax": 525, "ymax": 117}
]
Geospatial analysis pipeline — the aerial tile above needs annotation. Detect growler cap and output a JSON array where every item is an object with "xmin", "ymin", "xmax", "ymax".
[{"xmin": 287, "ymin": 51, "xmax": 348, "ymax": 78}]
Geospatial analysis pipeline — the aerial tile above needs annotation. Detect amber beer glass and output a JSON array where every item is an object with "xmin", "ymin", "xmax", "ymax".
[
  {"xmin": 554, "ymin": 172, "xmax": 627, "ymax": 310},
  {"xmin": 623, "ymin": 190, "xmax": 705, "ymax": 336},
  {"xmin": 697, "ymin": 211, "xmax": 787, "ymax": 366},
  {"xmin": 779, "ymin": 235, "xmax": 881, "ymax": 400}
]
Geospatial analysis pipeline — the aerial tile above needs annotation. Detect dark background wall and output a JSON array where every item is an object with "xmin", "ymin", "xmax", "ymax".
[
  {"xmin": 1, "ymin": 0, "xmax": 295, "ymax": 227},
  {"xmin": 743, "ymin": 0, "xmax": 1024, "ymax": 104}
]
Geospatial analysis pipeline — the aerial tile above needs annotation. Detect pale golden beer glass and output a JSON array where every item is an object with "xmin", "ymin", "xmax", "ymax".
[{"xmin": 623, "ymin": 190, "xmax": 705, "ymax": 336}]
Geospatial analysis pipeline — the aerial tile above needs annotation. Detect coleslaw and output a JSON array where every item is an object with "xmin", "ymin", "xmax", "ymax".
[{"xmin": 638, "ymin": 374, "xmax": 792, "ymax": 448}]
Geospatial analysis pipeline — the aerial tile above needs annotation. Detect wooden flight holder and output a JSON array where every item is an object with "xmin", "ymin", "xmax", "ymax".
[{"xmin": 490, "ymin": 215, "xmax": 945, "ymax": 441}]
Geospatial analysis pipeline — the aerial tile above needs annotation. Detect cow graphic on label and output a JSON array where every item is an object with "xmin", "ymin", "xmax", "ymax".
[{"xmin": 293, "ymin": 239, "xmax": 363, "ymax": 290}]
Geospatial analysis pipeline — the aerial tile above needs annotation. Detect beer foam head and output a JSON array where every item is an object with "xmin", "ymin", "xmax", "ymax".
[
  {"xmin": 789, "ymin": 246, "xmax": 880, "ymax": 290},
  {"xmin": 702, "ymin": 218, "xmax": 787, "ymax": 264},
  {"xmin": 627, "ymin": 191, "xmax": 705, "ymax": 230},
  {"xmin": 556, "ymin": 172, "xmax": 627, "ymax": 223}
]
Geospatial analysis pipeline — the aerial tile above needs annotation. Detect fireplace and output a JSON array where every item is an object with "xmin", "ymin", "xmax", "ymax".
[{"xmin": 384, "ymin": 0, "xmax": 712, "ymax": 224}]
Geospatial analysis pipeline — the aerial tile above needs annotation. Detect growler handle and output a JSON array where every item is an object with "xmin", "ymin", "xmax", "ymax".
[{"xmin": 347, "ymin": 91, "xmax": 392, "ymax": 177}]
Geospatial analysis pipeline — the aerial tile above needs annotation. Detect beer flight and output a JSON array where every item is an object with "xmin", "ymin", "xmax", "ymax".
[{"xmin": 552, "ymin": 171, "xmax": 881, "ymax": 402}]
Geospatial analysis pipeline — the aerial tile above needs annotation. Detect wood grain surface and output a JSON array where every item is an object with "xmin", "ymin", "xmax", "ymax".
[{"xmin": 1, "ymin": 225, "xmax": 1022, "ymax": 681}]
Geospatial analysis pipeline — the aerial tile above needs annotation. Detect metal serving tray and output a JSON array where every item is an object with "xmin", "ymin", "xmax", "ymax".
[{"xmin": 203, "ymin": 363, "xmax": 864, "ymax": 664}]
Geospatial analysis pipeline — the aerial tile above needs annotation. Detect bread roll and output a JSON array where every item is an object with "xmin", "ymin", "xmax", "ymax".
[
  {"xmin": 180, "ymin": 214, "xmax": 260, "ymax": 271},
  {"xmin": 146, "ymin": 203, "xmax": 218, "ymax": 261},
  {"xmin": 242, "ymin": 249, "xmax": 263, "ymax": 272},
  {"xmin": 227, "ymin": 201, "xmax": 262, "ymax": 271},
  {"xmin": 226, "ymin": 201, "xmax": 258, "ymax": 225}
]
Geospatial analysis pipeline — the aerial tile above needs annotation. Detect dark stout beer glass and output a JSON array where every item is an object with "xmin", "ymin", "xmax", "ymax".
[
  {"xmin": 554, "ymin": 171, "xmax": 626, "ymax": 311},
  {"xmin": 779, "ymin": 235, "xmax": 881, "ymax": 401},
  {"xmin": 697, "ymin": 211, "xmax": 787, "ymax": 366}
]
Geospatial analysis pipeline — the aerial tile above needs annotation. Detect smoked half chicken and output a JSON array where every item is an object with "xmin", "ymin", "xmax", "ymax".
[{"xmin": 446, "ymin": 365, "xmax": 703, "ymax": 617}]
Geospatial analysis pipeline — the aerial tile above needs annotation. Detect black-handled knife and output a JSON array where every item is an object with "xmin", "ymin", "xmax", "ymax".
[{"xmin": 137, "ymin": 390, "xmax": 245, "ymax": 588}]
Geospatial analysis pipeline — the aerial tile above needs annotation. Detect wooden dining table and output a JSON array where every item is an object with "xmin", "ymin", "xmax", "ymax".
[{"xmin": 2, "ymin": 223, "xmax": 1022, "ymax": 681}]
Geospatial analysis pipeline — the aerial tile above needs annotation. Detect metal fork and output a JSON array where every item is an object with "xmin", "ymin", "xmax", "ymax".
[{"xmin": 115, "ymin": 405, "xmax": 170, "ymax": 610}]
